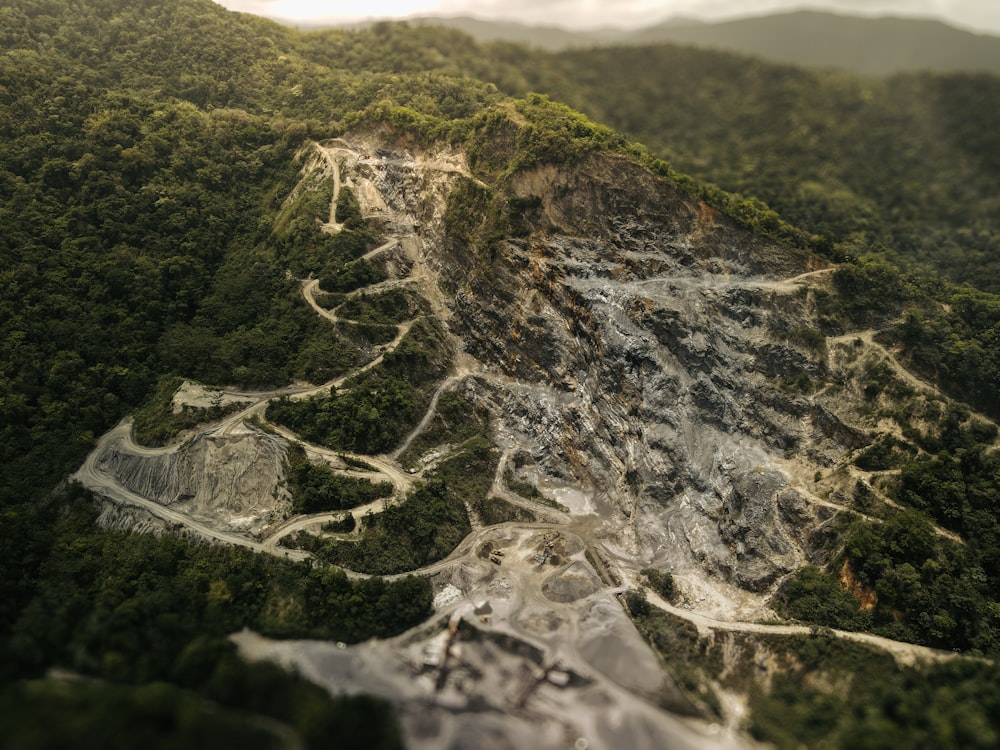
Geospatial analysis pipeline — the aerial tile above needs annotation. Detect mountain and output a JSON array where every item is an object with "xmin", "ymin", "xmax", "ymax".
[
  {"xmin": 473, "ymin": 43, "xmax": 1000, "ymax": 295},
  {"xmin": 381, "ymin": 10, "xmax": 1000, "ymax": 75},
  {"xmin": 631, "ymin": 10, "xmax": 1000, "ymax": 75},
  {"xmin": 406, "ymin": 16, "xmax": 625, "ymax": 49},
  {"xmin": 291, "ymin": 20, "xmax": 1000, "ymax": 295},
  {"xmin": 2, "ymin": 2, "xmax": 1000, "ymax": 748}
]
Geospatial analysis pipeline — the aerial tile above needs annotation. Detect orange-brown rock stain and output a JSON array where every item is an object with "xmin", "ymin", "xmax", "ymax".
[{"xmin": 839, "ymin": 558, "xmax": 877, "ymax": 610}]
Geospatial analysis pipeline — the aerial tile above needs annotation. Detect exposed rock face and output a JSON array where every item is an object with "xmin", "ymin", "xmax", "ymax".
[
  {"xmin": 96, "ymin": 421, "xmax": 290, "ymax": 535},
  {"xmin": 76, "ymin": 132, "xmax": 930, "ymax": 748},
  {"xmin": 439, "ymin": 151, "xmax": 851, "ymax": 597},
  {"xmin": 315, "ymin": 133, "xmax": 469, "ymax": 250},
  {"xmin": 86, "ymin": 133, "xmax": 871, "ymax": 608},
  {"xmin": 96, "ymin": 501, "xmax": 171, "ymax": 536},
  {"xmin": 716, "ymin": 471, "xmax": 816, "ymax": 591}
]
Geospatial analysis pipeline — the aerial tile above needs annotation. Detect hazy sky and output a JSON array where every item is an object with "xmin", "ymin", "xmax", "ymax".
[{"xmin": 213, "ymin": 0, "xmax": 1000, "ymax": 34}]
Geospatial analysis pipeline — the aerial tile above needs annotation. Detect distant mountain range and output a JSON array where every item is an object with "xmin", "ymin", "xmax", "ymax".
[{"xmin": 327, "ymin": 10, "xmax": 1000, "ymax": 76}]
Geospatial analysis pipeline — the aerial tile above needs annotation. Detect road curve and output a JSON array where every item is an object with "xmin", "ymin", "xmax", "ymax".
[
  {"xmin": 628, "ymin": 573, "xmax": 965, "ymax": 667},
  {"xmin": 72, "ymin": 447, "xmax": 308, "ymax": 563}
]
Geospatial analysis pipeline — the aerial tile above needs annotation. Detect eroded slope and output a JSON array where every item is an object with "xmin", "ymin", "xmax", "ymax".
[{"xmin": 73, "ymin": 126, "xmax": 985, "ymax": 748}]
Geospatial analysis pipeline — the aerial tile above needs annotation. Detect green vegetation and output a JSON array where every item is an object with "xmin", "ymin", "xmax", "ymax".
[
  {"xmin": 504, "ymin": 467, "xmax": 570, "ymax": 512},
  {"xmin": 479, "ymin": 46, "xmax": 1000, "ymax": 292},
  {"xmin": 270, "ymin": 170, "xmax": 336, "ymax": 273},
  {"xmin": 131, "ymin": 376, "xmax": 247, "ymax": 447},
  {"xmin": 267, "ymin": 317, "xmax": 451, "ymax": 454},
  {"xmin": 1, "ymin": 665, "xmax": 403, "ymax": 750},
  {"xmin": 778, "ymin": 509, "xmax": 1000, "ymax": 656},
  {"xmin": 7, "ymin": 488, "xmax": 432, "ymax": 678},
  {"xmin": 443, "ymin": 176, "xmax": 495, "ymax": 244},
  {"xmin": 778, "ymin": 388, "xmax": 1000, "ymax": 656},
  {"xmin": 1, "ymin": 677, "xmax": 289, "ymax": 750},
  {"xmin": 623, "ymin": 593, "xmax": 720, "ymax": 717},
  {"xmin": 1, "ymin": 486, "xmax": 426, "ymax": 745},
  {"xmin": 627, "ymin": 599, "xmax": 1000, "ymax": 749},
  {"xmin": 322, "ymin": 513, "xmax": 357, "ymax": 534},
  {"xmin": 395, "ymin": 13, "xmax": 1000, "ymax": 77},
  {"xmin": 285, "ymin": 445, "xmax": 393, "ymax": 515},
  {"xmin": 641, "ymin": 568, "xmax": 676, "ymax": 601},
  {"xmin": 853, "ymin": 435, "xmax": 918, "ymax": 472},
  {"xmin": 339, "ymin": 454, "xmax": 378, "ymax": 472},
  {"xmin": 156, "ymin": 255, "xmax": 360, "ymax": 389},
  {"xmin": 397, "ymin": 391, "xmax": 490, "ymax": 469},
  {"xmin": 815, "ymin": 256, "xmax": 1000, "ymax": 421},
  {"xmin": 274, "ymin": 181, "xmax": 385, "ymax": 277},
  {"xmin": 0, "ymin": 90, "xmax": 300, "ymax": 503},
  {"xmin": 3, "ymin": 1, "xmax": 1000, "ymax": 744},
  {"xmin": 337, "ymin": 289, "xmax": 429, "ymax": 327},
  {"xmin": 748, "ymin": 634, "xmax": 1000, "ymax": 750},
  {"xmin": 319, "ymin": 257, "xmax": 389, "ymax": 294},
  {"xmin": 470, "ymin": 496, "xmax": 536, "ymax": 525},
  {"xmin": 777, "ymin": 564, "xmax": 870, "ymax": 630},
  {"xmin": 299, "ymin": 479, "xmax": 471, "ymax": 575},
  {"xmin": 508, "ymin": 94, "xmax": 630, "ymax": 171},
  {"xmin": 0, "ymin": 4, "xmax": 499, "ymax": 511},
  {"xmin": 428, "ymin": 435, "xmax": 498, "ymax": 507},
  {"xmin": 301, "ymin": 437, "xmax": 498, "ymax": 574}
]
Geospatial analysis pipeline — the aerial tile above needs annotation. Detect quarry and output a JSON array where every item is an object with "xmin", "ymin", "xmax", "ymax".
[{"xmin": 74, "ymin": 131, "xmax": 971, "ymax": 748}]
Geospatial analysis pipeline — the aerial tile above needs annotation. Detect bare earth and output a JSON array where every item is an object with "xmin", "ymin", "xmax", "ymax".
[{"xmin": 73, "ymin": 134, "xmax": 979, "ymax": 749}]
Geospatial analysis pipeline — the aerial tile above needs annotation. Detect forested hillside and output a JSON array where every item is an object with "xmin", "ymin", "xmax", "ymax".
[
  {"xmin": 290, "ymin": 22, "xmax": 1000, "ymax": 294},
  {"xmin": 493, "ymin": 44, "xmax": 1000, "ymax": 294},
  {"xmin": 2, "ymin": 2, "xmax": 1000, "ymax": 747},
  {"xmin": 297, "ymin": 22, "xmax": 1000, "ymax": 414},
  {"xmin": 392, "ymin": 11, "xmax": 1000, "ymax": 76},
  {"xmin": 628, "ymin": 11, "xmax": 1000, "ymax": 76},
  {"xmin": 0, "ymin": 2, "xmax": 489, "ymax": 743}
]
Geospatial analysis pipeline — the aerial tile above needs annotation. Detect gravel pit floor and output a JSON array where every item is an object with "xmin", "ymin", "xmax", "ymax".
[{"xmin": 234, "ymin": 525, "xmax": 757, "ymax": 750}]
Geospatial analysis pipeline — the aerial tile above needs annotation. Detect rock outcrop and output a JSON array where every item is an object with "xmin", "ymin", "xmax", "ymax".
[
  {"xmin": 85, "ymin": 133, "xmax": 887, "ymax": 608},
  {"xmin": 96, "ymin": 421, "xmax": 290, "ymax": 535},
  {"xmin": 439, "ymin": 151, "xmax": 851, "ymax": 597}
]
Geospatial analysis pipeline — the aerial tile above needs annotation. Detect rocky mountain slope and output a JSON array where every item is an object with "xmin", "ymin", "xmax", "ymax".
[{"xmin": 73, "ymin": 117, "xmax": 996, "ymax": 746}]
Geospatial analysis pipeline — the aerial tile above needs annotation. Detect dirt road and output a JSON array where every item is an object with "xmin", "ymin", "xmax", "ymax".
[
  {"xmin": 73, "ymin": 442, "xmax": 308, "ymax": 562},
  {"xmin": 73, "ymin": 136, "xmax": 985, "ymax": 704}
]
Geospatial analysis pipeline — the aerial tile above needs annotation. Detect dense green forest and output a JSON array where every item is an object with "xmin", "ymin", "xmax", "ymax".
[
  {"xmin": 285, "ymin": 444, "xmax": 394, "ymax": 514},
  {"xmin": 3, "ymin": 487, "xmax": 425, "ymax": 747},
  {"xmin": 2, "ymin": 0, "xmax": 1000, "ymax": 746},
  {"xmin": 296, "ymin": 434, "xmax": 498, "ymax": 574},
  {"xmin": 0, "ymin": 2, "xmax": 481, "ymax": 744},
  {"xmin": 268, "ymin": 317, "xmax": 452, "ymax": 454},
  {"xmin": 777, "ymin": 412, "xmax": 1000, "ymax": 656}
]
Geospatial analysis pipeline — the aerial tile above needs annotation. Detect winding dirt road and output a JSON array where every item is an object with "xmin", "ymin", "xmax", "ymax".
[
  {"xmin": 622, "ymin": 571, "xmax": 964, "ymax": 668},
  {"xmin": 828, "ymin": 329, "xmax": 936, "ymax": 394},
  {"xmin": 73, "ymin": 138, "xmax": 987, "ymax": 693}
]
